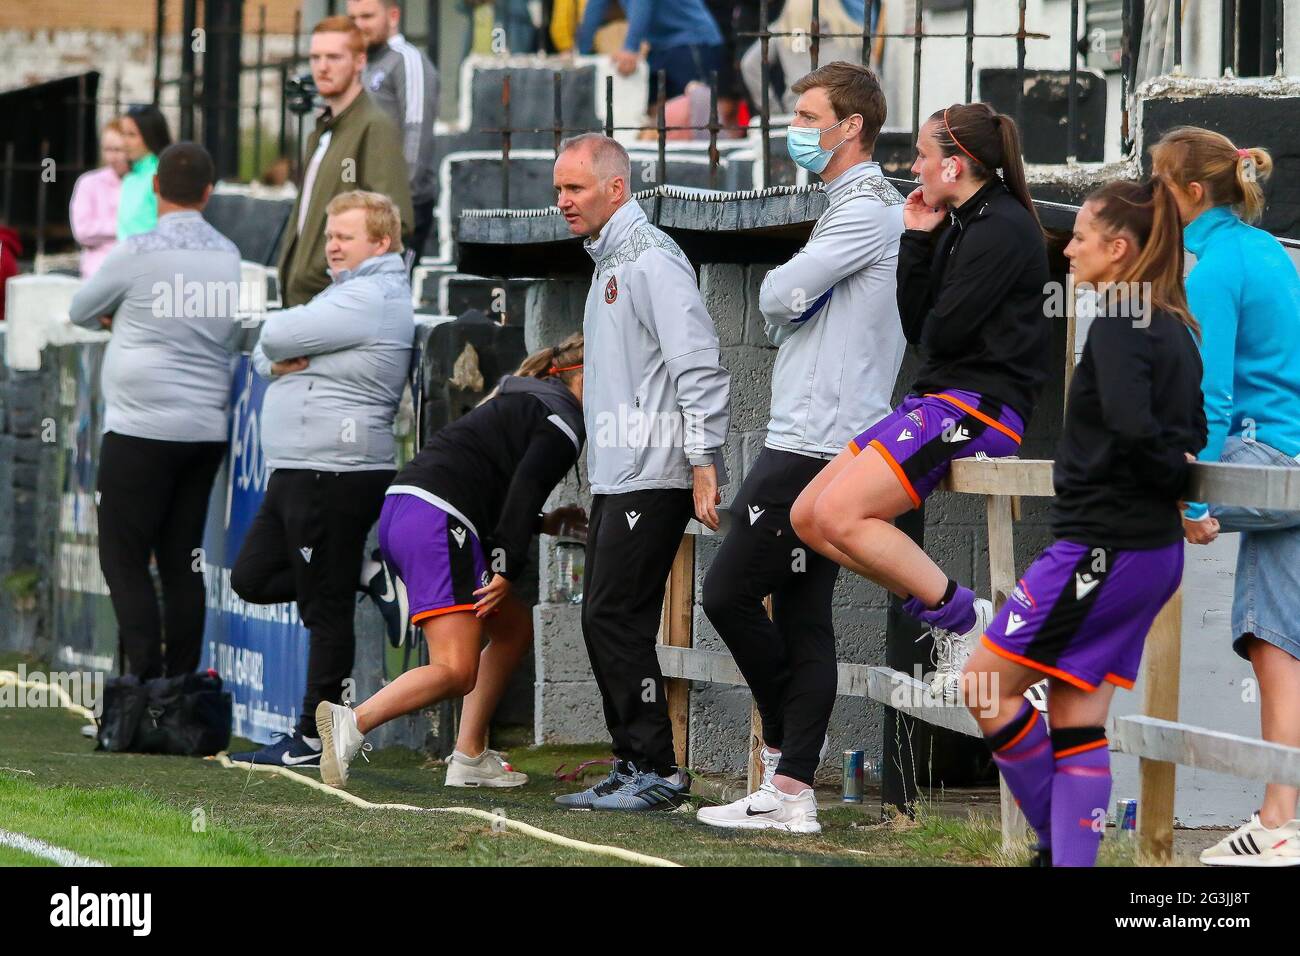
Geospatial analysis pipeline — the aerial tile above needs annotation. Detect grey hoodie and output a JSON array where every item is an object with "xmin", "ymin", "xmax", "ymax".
[
  {"xmin": 363, "ymin": 34, "xmax": 438, "ymax": 207},
  {"xmin": 582, "ymin": 200, "xmax": 731, "ymax": 494},
  {"xmin": 760, "ymin": 161, "xmax": 906, "ymax": 457},
  {"xmin": 253, "ymin": 252, "xmax": 414, "ymax": 471},
  {"xmin": 68, "ymin": 210, "xmax": 242, "ymax": 443}
]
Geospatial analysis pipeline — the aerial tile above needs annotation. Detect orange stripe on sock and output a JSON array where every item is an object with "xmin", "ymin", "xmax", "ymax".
[
  {"xmin": 926, "ymin": 392, "xmax": 1023, "ymax": 445},
  {"xmin": 867, "ymin": 439, "xmax": 923, "ymax": 508},
  {"xmin": 979, "ymin": 634, "xmax": 1099, "ymax": 692},
  {"xmin": 411, "ymin": 603, "xmax": 476, "ymax": 624},
  {"xmin": 1054, "ymin": 738, "xmax": 1109, "ymax": 759},
  {"xmin": 996, "ymin": 708, "xmax": 1041, "ymax": 752}
]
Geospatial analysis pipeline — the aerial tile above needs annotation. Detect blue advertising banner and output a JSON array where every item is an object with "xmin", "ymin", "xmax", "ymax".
[{"xmin": 199, "ymin": 355, "xmax": 309, "ymax": 744}]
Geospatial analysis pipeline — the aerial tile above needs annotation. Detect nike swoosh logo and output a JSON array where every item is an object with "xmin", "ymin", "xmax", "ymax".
[
  {"xmin": 281, "ymin": 751, "xmax": 320, "ymax": 766},
  {"xmin": 377, "ymin": 567, "xmax": 395, "ymax": 603},
  {"xmin": 745, "ymin": 807, "xmax": 777, "ymax": 816}
]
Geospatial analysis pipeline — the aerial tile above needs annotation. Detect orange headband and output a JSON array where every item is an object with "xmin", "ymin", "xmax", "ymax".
[{"xmin": 942, "ymin": 107, "xmax": 983, "ymax": 168}]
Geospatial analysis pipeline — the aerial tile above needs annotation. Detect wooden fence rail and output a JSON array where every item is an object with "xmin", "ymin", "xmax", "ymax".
[{"xmin": 657, "ymin": 456, "xmax": 1300, "ymax": 861}]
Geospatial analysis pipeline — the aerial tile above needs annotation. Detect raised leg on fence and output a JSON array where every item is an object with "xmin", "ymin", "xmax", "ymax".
[
  {"xmin": 987, "ymin": 493, "xmax": 1029, "ymax": 849},
  {"xmin": 1138, "ymin": 590, "xmax": 1182, "ymax": 861}
]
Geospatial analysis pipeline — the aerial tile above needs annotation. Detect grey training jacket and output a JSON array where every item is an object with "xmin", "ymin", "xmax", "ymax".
[
  {"xmin": 253, "ymin": 252, "xmax": 414, "ymax": 471},
  {"xmin": 582, "ymin": 200, "xmax": 731, "ymax": 494},
  {"xmin": 760, "ymin": 162, "xmax": 906, "ymax": 457},
  {"xmin": 68, "ymin": 210, "xmax": 242, "ymax": 443},
  {"xmin": 363, "ymin": 34, "xmax": 439, "ymax": 206}
]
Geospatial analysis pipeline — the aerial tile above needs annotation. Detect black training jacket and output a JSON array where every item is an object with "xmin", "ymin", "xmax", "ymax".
[
  {"xmin": 1051, "ymin": 308, "xmax": 1207, "ymax": 548},
  {"xmin": 390, "ymin": 375, "xmax": 585, "ymax": 580},
  {"xmin": 896, "ymin": 179, "xmax": 1051, "ymax": 425}
]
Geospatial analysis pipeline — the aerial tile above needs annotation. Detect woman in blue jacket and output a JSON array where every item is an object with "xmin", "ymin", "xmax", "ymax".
[{"xmin": 1152, "ymin": 126, "xmax": 1300, "ymax": 867}]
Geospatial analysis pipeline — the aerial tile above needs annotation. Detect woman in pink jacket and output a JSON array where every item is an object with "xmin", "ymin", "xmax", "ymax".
[{"xmin": 69, "ymin": 119, "xmax": 130, "ymax": 278}]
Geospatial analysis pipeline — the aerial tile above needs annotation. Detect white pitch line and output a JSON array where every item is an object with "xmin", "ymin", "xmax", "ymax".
[{"xmin": 0, "ymin": 828, "xmax": 108, "ymax": 867}]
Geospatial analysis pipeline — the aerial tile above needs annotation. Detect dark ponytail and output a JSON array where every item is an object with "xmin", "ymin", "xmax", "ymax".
[{"xmin": 930, "ymin": 103, "xmax": 1041, "ymax": 233}]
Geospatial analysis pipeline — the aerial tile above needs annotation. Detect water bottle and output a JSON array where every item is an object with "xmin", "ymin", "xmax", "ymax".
[{"xmin": 551, "ymin": 519, "xmax": 586, "ymax": 604}]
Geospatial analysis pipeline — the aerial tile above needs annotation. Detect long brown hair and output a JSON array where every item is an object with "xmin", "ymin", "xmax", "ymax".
[
  {"xmin": 1085, "ymin": 178, "xmax": 1199, "ymax": 341},
  {"xmin": 477, "ymin": 333, "xmax": 583, "ymax": 407},
  {"xmin": 1149, "ymin": 125, "xmax": 1273, "ymax": 224},
  {"xmin": 929, "ymin": 102, "xmax": 1041, "ymax": 232}
]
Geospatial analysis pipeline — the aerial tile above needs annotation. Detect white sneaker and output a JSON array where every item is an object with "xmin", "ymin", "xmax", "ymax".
[
  {"xmin": 1200, "ymin": 813, "xmax": 1300, "ymax": 867},
  {"xmin": 696, "ymin": 782, "xmax": 821, "ymax": 833},
  {"xmin": 928, "ymin": 597, "xmax": 993, "ymax": 702},
  {"xmin": 316, "ymin": 701, "xmax": 368, "ymax": 788},
  {"xmin": 444, "ymin": 749, "xmax": 528, "ymax": 788},
  {"xmin": 759, "ymin": 746, "xmax": 780, "ymax": 788}
]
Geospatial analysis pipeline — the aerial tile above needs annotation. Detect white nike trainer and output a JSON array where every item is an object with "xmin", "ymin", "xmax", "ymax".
[
  {"xmin": 928, "ymin": 597, "xmax": 994, "ymax": 703},
  {"xmin": 316, "ymin": 700, "xmax": 369, "ymax": 788},
  {"xmin": 444, "ymin": 749, "xmax": 528, "ymax": 788},
  {"xmin": 696, "ymin": 782, "xmax": 821, "ymax": 833}
]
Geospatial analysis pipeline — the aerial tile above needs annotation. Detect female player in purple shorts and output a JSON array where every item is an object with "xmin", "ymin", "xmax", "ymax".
[
  {"xmin": 792, "ymin": 103, "xmax": 1050, "ymax": 700},
  {"xmin": 315, "ymin": 334, "xmax": 587, "ymax": 790},
  {"xmin": 963, "ymin": 178, "xmax": 1207, "ymax": 866}
]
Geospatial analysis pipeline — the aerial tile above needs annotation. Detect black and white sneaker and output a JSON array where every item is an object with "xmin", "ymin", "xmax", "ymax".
[
  {"xmin": 360, "ymin": 549, "xmax": 409, "ymax": 647},
  {"xmin": 555, "ymin": 759, "xmax": 634, "ymax": 809},
  {"xmin": 228, "ymin": 731, "xmax": 322, "ymax": 769}
]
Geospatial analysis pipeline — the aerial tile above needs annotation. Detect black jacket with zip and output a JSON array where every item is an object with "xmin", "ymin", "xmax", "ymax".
[
  {"xmin": 896, "ymin": 179, "xmax": 1051, "ymax": 425},
  {"xmin": 390, "ymin": 376, "xmax": 585, "ymax": 580}
]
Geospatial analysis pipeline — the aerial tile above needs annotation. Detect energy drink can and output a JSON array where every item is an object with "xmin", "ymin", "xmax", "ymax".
[
  {"xmin": 842, "ymin": 750, "xmax": 865, "ymax": 803},
  {"xmin": 1116, "ymin": 798, "xmax": 1137, "ymax": 835}
]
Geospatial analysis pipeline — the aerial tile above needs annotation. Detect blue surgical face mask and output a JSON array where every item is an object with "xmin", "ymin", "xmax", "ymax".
[{"xmin": 786, "ymin": 115, "xmax": 858, "ymax": 173}]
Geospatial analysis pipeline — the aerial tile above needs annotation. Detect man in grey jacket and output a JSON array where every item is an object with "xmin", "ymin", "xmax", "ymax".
[
  {"xmin": 552, "ymin": 133, "xmax": 731, "ymax": 812},
  {"xmin": 348, "ymin": 0, "xmax": 438, "ymax": 264},
  {"xmin": 698, "ymin": 62, "xmax": 906, "ymax": 833},
  {"xmin": 229, "ymin": 190, "xmax": 414, "ymax": 768},
  {"xmin": 69, "ymin": 142, "xmax": 241, "ymax": 681}
]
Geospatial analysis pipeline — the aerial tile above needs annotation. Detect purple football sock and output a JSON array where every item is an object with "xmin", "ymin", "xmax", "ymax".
[
  {"xmin": 903, "ymin": 582, "xmax": 977, "ymax": 634},
  {"xmin": 986, "ymin": 700, "xmax": 1053, "ymax": 849},
  {"xmin": 1050, "ymin": 730, "xmax": 1112, "ymax": 867}
]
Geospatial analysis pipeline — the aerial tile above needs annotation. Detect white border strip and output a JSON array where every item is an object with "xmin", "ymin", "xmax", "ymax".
[{"xmin": 0, "ymin": 828, "xmax": 108, "ymax": 867}]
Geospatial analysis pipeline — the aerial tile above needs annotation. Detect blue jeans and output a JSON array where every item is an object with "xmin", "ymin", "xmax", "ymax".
[{"xmin": 1209, "ymin": 436, "xmax": 1300, "ymax": 661}]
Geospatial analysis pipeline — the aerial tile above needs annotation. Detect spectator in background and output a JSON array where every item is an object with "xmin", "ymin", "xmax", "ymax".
[
  {"xmin": 70, "ymin": 119, "xmax": 130, "ymax": 277},
  {"xmin": 553, "ymin": 0, "xmax": 627, "ymax": 54},
  {"xmin": 67, "ymin": 143, "xmax": 241, "ymax": 681},
  {"xmin": 0, "ymin": 221, "xmax": 20, "ymax": 321},
  {"xmin": 229, "ymin": 190, "xmax": 414, "ymax": 769},
  {"xmin": 117, "ymin": 104, "xmax": 173, "ymax": 240},
  {"xmin": 248, "ymin": 155, "xmax": 298, "ymax": 201},
  {"xmin": 348, "ymin": 0, "xmax": 440, "ymax": 266},
  {"xmin": 578, "ymin": 0, "xmax": 726, "ymax": 106},
  {"xmin": 276, "ymin": 16, "xmax": 413, "ymax": 308},
  {"xmin": 741, "ymin": 0, "xmax": 882, "ymax": 113}
]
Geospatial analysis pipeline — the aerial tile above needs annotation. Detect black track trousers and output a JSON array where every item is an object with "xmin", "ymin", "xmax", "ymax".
[
  {"xmin": 702, "ymin": 448, "xmax": 839, "ymax": 786},
  {"xmin": 230, "ymin": 468, "xmax": 393, "ymax": 737},
  {"xmin": 581, "ymin": 488, "xmax": 694, "ymax": 777}
]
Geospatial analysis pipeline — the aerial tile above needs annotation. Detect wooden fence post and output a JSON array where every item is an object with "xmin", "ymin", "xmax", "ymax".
[
  {"xmin": 987, "ymin": 493, "xmax": 1028, "ymax": 850},
  {"xmin": 1138, "ymin": 589, "xmax": 1183, "ymax": 861},
  {"xmin": 661, "ymin": 534, "xmax": 696, "ymax": 768}
]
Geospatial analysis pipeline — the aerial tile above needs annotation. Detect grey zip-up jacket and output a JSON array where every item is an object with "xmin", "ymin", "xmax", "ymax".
[
  {"xmin": 363, "ymin": 34, "xmax": 438, "ymax": 206},
  {"xmin": 68, "ymin": 210, "xmax": 241, "ymax": 443},
  {"xmin": 760, "ymin": 161, "xmax": 906, "ymax": 457},
  {"xmin": 253, "ymin": 252, "xmax": 414, "ymax": 471},
  {"xmin": 582, "ymin": 200, "xmax": 731, "ymax": 494}
]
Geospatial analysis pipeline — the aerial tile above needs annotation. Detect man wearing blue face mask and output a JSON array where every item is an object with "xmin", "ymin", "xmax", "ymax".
[{"xmin": 697, "ymin": 62, "xmax": 906, "ymax": 833}]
